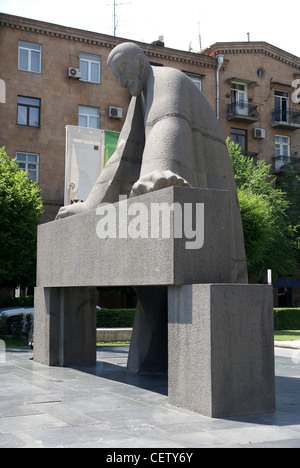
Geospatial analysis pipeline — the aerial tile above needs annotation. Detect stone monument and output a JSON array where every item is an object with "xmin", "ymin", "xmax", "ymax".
[{"xmin": 34, "ymin": 42, "xmax": 275, "ymax": 417}]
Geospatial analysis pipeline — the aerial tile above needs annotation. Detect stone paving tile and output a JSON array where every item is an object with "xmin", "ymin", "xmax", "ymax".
[{"xmin": 0, "ymin": 346, "xmax": 299, "ymax": 448}]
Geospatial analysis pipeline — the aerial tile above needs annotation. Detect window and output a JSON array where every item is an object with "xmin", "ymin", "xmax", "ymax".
[
  {"xmin": 275, "ymin": 135, "xmax": 290, "ymax": 171},
  {"xmin": 17, "ymin": 96, "xmax": 41, "ymax": 127},
  {"xmin": 0, "ymin": 79, "xmax": 5, "ymax": 103},
  {"xmin": 274, "ymin": 91, "xmax": 289, "ymax": 122},
  {"xmin": 18, "ymin": 41, "xmax": 42, "ymax": 73},
  {"xmin": 230, "ymin": 128, "xmax": 247, "ymax": 153},
  {"xmin": 80, "ymin": 54, "xmax": 101, "ymax": 83},
  {"xmin": 187, "ymin": 74, "xmax": 202, "ymax": 91},
  {"xmin": 231, "ymin": 82, "xmax": 248, "ymax": 115},
  {"xmin": 16, "ymin": 152, "xmax": 39, "ymax": 182},
  {"xmin": 257, "ymin": 68, "xmax": 265, "ymax": 79},
  {"xmin": 78, "ymin": 105, "xmax": 100, "ymax": 129}
]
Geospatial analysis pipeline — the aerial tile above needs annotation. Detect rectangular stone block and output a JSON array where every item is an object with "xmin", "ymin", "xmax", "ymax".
[
  {"xmin": 168, "ymin": 284, "xmax": 276, "ymax": 418},
  {"xmin": 37, "ymin": 187, "xmax": 231, "ymax": 287},
  {"xmin": 34, "ymin": 287, "xmax": 96, "ymax": 367}
]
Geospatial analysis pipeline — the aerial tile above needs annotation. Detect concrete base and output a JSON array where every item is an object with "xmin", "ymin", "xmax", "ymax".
[
  {"xmin": 36, "ymin": 187, "xmax": 232, "ymax": 288},
  {"xmin": 34, "ymin": 287, "xmax": 96, "ymax": 367},
  {"xmin": 127, "ymin": 286, "xmax": 168, "ymax": 373},
  {"xmin": 168, "ymin": 284, "xmax": 276, "ymax": 418}
]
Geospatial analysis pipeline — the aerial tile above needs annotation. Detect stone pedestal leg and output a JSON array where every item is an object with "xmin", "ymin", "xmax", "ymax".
[
  {"xmin": 127, "ymin": 286, "xmax": 168, "ymax": 373},
  {"xmin": 168, "ymin": 284, "xmax": 276, "ymax": 418},
  {"xmin": 34, "ymin": 287, "xmax": 96, "ymax": 367}
]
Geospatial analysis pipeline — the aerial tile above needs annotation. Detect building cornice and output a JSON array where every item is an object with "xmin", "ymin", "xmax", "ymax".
[
  {"xmin": 0, "ymin": 12, "xmax": 217, "ymax": 69},
  {"xmin": 204, "ymin": 42, "xmax": 300, "ymax": 70}
]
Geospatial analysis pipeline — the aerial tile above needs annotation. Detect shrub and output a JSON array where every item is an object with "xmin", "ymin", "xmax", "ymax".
[
  {"xmin": 274, "ymin": 308, "xmax": 300, "ymax": 330},
  {"xmin": 0, "ymin": 312, "xmax": 7, "ymax": 335},
  {"xmin": 3, "ymin": 296, "xmax": 34, "ymax": 307},
  {"xmin": 24, "ymin": 313, "xmax": 33, "ymax": 337},
  {"xmin": 96, "ymin": 308, "xmax": 135, "ymax": 328},
  {"xmin": 11, "ymin": 314, "xmax": 24, "ymax": 338}
]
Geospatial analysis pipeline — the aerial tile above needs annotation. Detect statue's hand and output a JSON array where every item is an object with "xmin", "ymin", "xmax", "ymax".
[
  {"xmin": 130, "ymin": 170, "xmax": 191, "ymax": 197},
  {"xmin": 56, "ymin": 202, "xmax": 87, "ymax": 220}
]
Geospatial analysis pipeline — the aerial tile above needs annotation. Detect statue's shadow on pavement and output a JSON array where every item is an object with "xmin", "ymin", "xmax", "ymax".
[
  {"xmin": 72, "ymin": 348, "xmax": 300, "ymax": 426},
  {"xmin": 72, "ymin": 345, "xmax": 168, "ymax": 397},
  {"xmin": 225, "ymin": 376, "xmax": 300, "ymax": 427}
]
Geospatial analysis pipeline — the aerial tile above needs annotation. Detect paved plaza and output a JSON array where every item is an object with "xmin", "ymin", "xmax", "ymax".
[{"xmin": 0, "ymin": 345, "xmax": 299, "ymax": 448}]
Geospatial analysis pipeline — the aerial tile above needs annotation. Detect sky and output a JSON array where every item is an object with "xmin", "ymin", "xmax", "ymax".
[{"xmin": 1, "ymin": 0, "xmax": 299, "ymax": 57}]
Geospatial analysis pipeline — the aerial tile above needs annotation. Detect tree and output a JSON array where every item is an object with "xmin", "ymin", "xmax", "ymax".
[
  {"xmin": 277, "ymin": 166, "xmax": 300, "ymax": 266},
  {"xmin": 0, "ymin": 147, "xmax": 43, "ymax": 289},
  {"xmin": 227, "ymin": 138, "xmax": 298, "ymax": 280}
]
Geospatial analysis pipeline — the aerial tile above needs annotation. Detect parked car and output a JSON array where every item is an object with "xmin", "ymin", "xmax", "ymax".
[{"xmin": 0, "ymin": 307, "xmax": 34, "ymax": 336}]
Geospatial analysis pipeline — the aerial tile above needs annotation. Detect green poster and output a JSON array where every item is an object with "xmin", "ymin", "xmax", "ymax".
[{"xmin": 104, "ymin": 131, "xmax": 119, "ymax": 166}]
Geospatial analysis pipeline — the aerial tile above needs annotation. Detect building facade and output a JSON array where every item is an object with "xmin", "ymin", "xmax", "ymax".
[
  {"xmin": 0, "ymin": 13, "xmax": 217, "ymax": 222},
  {"xmin": 204, "ymin": 42, "xmax": 300, "ymax": 175}
]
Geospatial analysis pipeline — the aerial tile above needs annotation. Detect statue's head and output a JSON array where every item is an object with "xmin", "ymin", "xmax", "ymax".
[{"xmin": 107, "ymin": 42, "xmax": 149, "ymax": 96}]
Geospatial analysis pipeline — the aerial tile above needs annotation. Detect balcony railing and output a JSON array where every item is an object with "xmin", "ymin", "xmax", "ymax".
[
  {"xmin": 272, "ymin": 155, "xmax": 300, "ymax": 174},
  {"xmin": 227, "ymin": 101, "xmax": 259, "ymax": 123},
  {"xmin": 271, "ymin": 107, "xmax": 300, "ymax": 130}
]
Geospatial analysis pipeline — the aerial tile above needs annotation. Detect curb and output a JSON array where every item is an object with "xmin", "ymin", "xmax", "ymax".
[
  {"xmin": 274, "ymin": 341, "xmax": 300, "ymax": 349},
  {"xmin": 96, "ymin": 328, "xmax": 132, "ymax": 342}
]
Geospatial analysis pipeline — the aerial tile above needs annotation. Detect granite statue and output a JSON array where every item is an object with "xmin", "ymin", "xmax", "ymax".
[
  {"xmin": 35, "ymin": 43, "xmax": 275, "ymax": 417},
  {"xmin": 55, "ymin": 42, "xmax": 248, "ymax": 373},
  {"xmin": 56, "ymin": 42, "xmax": 247, "ymax": 284}
]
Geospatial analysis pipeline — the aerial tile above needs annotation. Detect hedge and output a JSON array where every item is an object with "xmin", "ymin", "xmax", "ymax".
[
  {"xmin": 96, "ymin": 308, "xmax": 135, "ymax": 328},
  {"xmin": 2, "ymin": 305, "xmax": 298, "ymax": 331},
  {"xmin": 96, "ymin": 308, "xmax": 300, "ymax": 330},
  {"xmin": 274, "ymin": 308, "xmax": 300, "ymax": 330},
  {"xmin": 3, "ymin": 296, "xmax": 34, "ymax": 307}
]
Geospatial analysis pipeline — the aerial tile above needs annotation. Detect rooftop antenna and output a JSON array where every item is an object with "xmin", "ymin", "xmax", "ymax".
[
  {"xmin": 108, "ymin": 0, "xmax": 131, "ymax": 36},
  {"xmin": 198, "ymin": 21, "xmax": 202, "ymax": 50}
]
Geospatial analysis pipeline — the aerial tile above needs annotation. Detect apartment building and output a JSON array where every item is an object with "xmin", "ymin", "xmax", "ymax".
[
  {"xmin": 204, "ymin": 42, "xmax": 300, "ymax": 175},
  {"xmin": 0, "ymin": 13, "xmax": 216, "ymax": 222}
]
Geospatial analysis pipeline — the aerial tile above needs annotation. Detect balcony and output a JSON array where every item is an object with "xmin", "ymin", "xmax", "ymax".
[
  {"xmin": 227, "ymin": 101, "xmax": 259, "ymax": 123},
  {"xmin": 243, "ymin": 152, "xmax": 259, "ymax": 164},
  {"xmin": 272, "ymin": 155, "xmax": 300, "ymax": 174},
  {"xmin": 271, "ymin": 108, "xmax": 300, "ymax": 130}
]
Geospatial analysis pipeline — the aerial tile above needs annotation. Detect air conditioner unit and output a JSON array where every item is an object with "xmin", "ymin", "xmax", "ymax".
[
  {"xmin": 108, "ymin": 106, "xmax": 123, "ymax": 119},
  {"xmin": 68, "ymin": 67, "xmax": 81, "ymax": 79},
  {"xmin": 253, "ymin": 128, "xmax": 265, "ymax": 139}
]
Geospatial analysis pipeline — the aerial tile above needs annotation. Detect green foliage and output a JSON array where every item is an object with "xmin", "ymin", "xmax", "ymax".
[
  {"xmin": 237, "ymin": 188, "xmax": 273, "ymax": 268},
  {"xmin": 0, "ymin": 312, "xmax": 7, "ymax": 335},
  {"xmin": 277, "ymin": 167, "xmax": 300, "ymax": 266},
  {"xmin": 24, "ymin": 313, "xmax": 33, "ymax": 337},
  {"xmin": 96, "ymin": 308, "xmax": 136, "ymax": 328},
  {"xmin": 0, "ymin": 147, "xmax": 43, "ymax": 288},
  {"xmin": 11, "ymin": 313, "xmax": 24, "ymax": 339},
  {"xmin": 274, "ymin": 308, "xmax": 300, "ymax": 330},
  {"xmin": 0, "ymin": 312, "xmax": 33, "ymax": 337},
  {"xmin": 227, "ymin": 138, "xmax": 298, "ymax": 279},
  {"xmin": 3, "ymin": 295, "xmax": 34, "ymax": 307}
]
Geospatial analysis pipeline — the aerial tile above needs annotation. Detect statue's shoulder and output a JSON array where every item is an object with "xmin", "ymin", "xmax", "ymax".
[
  {"xmin": 153, "ymin": 66, "xmax": 186, "ymax": 81},
  {"xmin": 151, "ymin": 66, "xmax": 204, "ymax": 106}
]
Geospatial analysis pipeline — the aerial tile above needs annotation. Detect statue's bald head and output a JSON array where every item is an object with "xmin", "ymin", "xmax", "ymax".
[
  {"xmin": 107, "ymin": 42, "xmax": 150, "ymax": 96},
  {"xmin": 107, "ymin": 42, "xmax": 147, "ymax": 70}
]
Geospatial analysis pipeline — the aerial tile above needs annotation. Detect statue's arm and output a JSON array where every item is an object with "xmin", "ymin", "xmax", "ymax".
[
  {"xmin": 130, "ymin": 117, "xmax": 192, "ymax": 197},
  {"xmin": 56, "ymin": 98, "xmax": 138, "ymax": 220}
]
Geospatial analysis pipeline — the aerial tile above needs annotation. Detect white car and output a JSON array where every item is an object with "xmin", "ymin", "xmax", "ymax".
[{"xmin": 0, "ymin": 307, "xmax": 34, "ymax": 336}]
